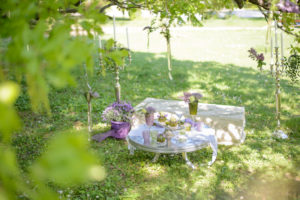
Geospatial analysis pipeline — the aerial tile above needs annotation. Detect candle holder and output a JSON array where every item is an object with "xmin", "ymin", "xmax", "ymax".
[
  {"xmin": 270, "ymin": 36, "xmax": 274, "ymax": 77},
  {"xmin": 272, "ymin": 24, "xmax": 288, "ymax": 139},
  {"xmin": 188, "ymin": 102, "xmax": 198, "ymax": 116},
  {"xmin": 158, "ymin": 112, "xmax": 167, "ymax": 123}
]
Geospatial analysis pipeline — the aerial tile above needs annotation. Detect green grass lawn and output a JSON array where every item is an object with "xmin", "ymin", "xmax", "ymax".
[{"xmin": 14, "ymin": 17, "xmax": 300, "ymax": 200}]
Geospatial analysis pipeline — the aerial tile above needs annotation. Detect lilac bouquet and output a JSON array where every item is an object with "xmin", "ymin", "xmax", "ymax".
[
  {"xmin": 158, "ymin": 112, "xmax": 168, "ymax": 122},
  {"xmin": 141, "ymin": 106, "xmax": 156, "ymax": 114},
  {"xmin": 180, "ymin": 92, "xmax": 203, "ymax": 103},
  {"xmin": 144, "ymin": 106, "xmax": 155, "ymax": 127},
  {"xmin": 146, "ymin": 106, "xmax": 155, "ymax": 114},
  {"xmin": 102, "ymin": 101, "xmax": 134, "ymax": 123},
  {"xmin": 185, "ymin": 118, "xmax": 195, "ymax": 126},
  {"xmin": 248, "ymin": 48, "xmax": 266, "ymax": 70}
]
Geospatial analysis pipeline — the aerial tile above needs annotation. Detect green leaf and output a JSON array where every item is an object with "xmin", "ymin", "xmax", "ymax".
[
  {"xmin": 0, "ymin": 103, "xmax": 22, "ymax": 142},
  {"xmin": 30, "ymin": 131, "xmax": 105, "ymax": 187},
  {"xmin": 0, "ymin": 82, "xmax": 20, "ymax": 105},
  {"xmin": 0, "ymin": 147, "xmax": 23, "ymax": 200}
]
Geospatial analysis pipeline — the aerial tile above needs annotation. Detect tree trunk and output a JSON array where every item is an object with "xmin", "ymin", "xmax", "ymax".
[
  {"xmin": 88, "ymin": 100, "xmax": 92, "ymax": 133},
  {"xmin": 166, "ymin": 28, "xmax": 173, "ymax": 80}
]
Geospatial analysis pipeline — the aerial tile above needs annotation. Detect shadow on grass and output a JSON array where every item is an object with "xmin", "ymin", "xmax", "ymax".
[{"xmin": 15, "ymin": 51, "xmax": 300, "ymax": 199}]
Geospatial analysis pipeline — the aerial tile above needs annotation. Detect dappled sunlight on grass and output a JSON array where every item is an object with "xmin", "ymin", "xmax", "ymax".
[
  {"xmin": 140, "ymin": 164, "xmax": 166, "ymax": 178},
  {"xmin": 93, "ymin": 122, "xmax": 110, "ymax": 131},
  {"xmin": 235, "ymin": 168, "xmax": 300, "ymax": 200},
  {"xmin": 14, "ymin": 48, "xmax": 300, "ymax": 199}
]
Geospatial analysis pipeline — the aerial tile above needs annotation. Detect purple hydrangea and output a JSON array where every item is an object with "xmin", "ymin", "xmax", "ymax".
[
  {"xmin": 102, "ymin": 101, "xmax": 134, "ymax": 123},
  {"xmin": 185, "ymin": 118, "xmax": 195, "ymax": 126},
  {"xmin": 111, "ymin": 101, "xmax": 133, "ymax": 112},
  {"xmin": 180, "ymin": 92, "xmax": 203, "ymax": 103},
  {"xmin": 146, "ymin": 106, "xmax": 156, "ymax": 114},
  {"xmin": 192, "ymin": 93, "xmax": 203, "ymax": 100}
]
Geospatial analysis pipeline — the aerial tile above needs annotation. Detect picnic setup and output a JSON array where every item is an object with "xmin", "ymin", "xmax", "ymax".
[
  {"xmin": 92, "ymin": 96, "xmax": 246, "ymax": 169},
  {"xmin": 1, "ymin": 0, "xmax": 300, "ymax": 199},
  {"xmin": 126, "ymin": 97, "xmax": 245, "ymax": 168},
  {"xmin": 127, "ymin": 98, "xmax": 220, "ymax": 169}
]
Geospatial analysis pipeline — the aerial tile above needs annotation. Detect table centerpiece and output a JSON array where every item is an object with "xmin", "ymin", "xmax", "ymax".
[
  {"xmin": 180, "ymin": 92, "xmax": 203, "ymax": 115},
  {"xmin": 93, "ymin": 101, "xmax": 134, "ymax": 142}
]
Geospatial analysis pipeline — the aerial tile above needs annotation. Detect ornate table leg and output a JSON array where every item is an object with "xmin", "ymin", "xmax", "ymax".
[
  {"xmin": 208, "ymin": 148, "xmax": 217, "ymax": 166},
  {"xmin": 208, "ymin": 135, "xmax": 218, "ymax": 166},
  {"xmin": 152, "ymin": 153, "xmax": 160, "ymax": 162},
  {"xmin": 126, "ymin": 137, "xmax": 135, "ymax": 155},
  {"xmin": 182, "ymin": 152, "xmax": 195, "ymax": 169},
  {"xmin": 128, "ymin": 144, "xmax": 135, "ymax": 155}
]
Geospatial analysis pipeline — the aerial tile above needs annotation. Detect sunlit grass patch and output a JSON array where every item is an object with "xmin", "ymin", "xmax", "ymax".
[{"xmin": 13, "ymin": 17, "xmax": 300, "ymax": 199}]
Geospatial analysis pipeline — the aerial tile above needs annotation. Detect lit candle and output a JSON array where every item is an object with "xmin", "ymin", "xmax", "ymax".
[
  {"xmin": 98, "ymin": 35, "xmax": 103, "ymax": 62},
  {"xmin": 281, "ymin": 32, "xmax": 284, "ymax": 59},
  {"xmin": 113, "ymin": 15, "xmax": 116, "ymax": 42},
  {"xmin": 126, "ymin": 27, "xmax": 130, "ymax": 50},
  {"xmin": 271, "ymin": 35, "xmax": 273, "ymax": 59},
  {"xmin": 275, "ymin": 20, "xmax": 278, "ymax": 48}
]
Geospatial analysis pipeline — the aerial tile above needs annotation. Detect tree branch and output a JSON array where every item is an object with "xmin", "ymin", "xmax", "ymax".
[
  {"xmin": 258, "ymin": 6, "xmax": 299, "ymax": 38},
  {"xmin": 108, "ymin": 0, "xmax": 145, "ymax": 9},
  {"xmin": 234, "ymin": 0, "xmax": 300, "ymax": 13},
  {"xmin": 59, "ymin": 0, "xmax": 146, "ymax": 15},
  {"xmin": 59, "ymin": 8, "xmax": 78, "ymax": 14},
  {"xmin": 247, "ymin": 0, "xmax": 271, "ymax": 10},
  {"xmin": 100, "ymin": 3, "xmax": 114, "ymax": 13}
]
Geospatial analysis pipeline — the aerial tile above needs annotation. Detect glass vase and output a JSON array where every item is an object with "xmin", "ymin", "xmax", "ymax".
[
  {"xmin": 145, "ymin": 113, "xmax": 154, "ymax": 127},
  {"xmin": 189, "ymin": 102, "xmax": 198, "ymax": 116}
]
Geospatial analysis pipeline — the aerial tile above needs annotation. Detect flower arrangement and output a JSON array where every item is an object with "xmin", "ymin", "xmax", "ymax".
[
  {"xmin": 185, "ymin": 118, "xmax": 195, "ymax": 126},
  {"xmin": 157, "ymin": 133, "xmax": 166, "ymax": 143},
  {"xmin": 141, "ymin": 106, "xmax": 156, "ymax": 114},
  {"xmin": 181, "ymin": 92, "xmax": 203, "ymax": 103},
  {"xmin": 248, "ymin": 48, "xmax": 266, "ymax": 70},
  {"xmin": 142, "ymin": 106, "xmax": 156, "ymax": 127},
  {"xmin": 184, "ymin": 118, "xmax": 194, "ymax": 131},
  {"xmin": 101, "ymin": 101, "xmax": 134, "ymax": 123},
  {"xmin": 158, "ymin": 112, "xmax": 168, "ymax": 122},
  {"xmin": 168, "ymin": 116, "xmax": 178, "ymax": 127},
  {"xmin": 180, "ymin": 92, "xmax": 202, "ymax": 115}
]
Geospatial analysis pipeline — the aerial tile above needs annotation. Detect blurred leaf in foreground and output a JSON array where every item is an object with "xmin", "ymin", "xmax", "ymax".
[
  {"xmin": 30, "ymin": 131, "xmax": 105, "ymax": 187},
  {"xmin": 0, "ymin": 82, "xmax": 21, "ymax": 142}
]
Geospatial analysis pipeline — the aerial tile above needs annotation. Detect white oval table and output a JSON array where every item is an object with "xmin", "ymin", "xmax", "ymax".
[{"xmin": 127, "ymin": 124, "xmax": 218, "ymax": 169}]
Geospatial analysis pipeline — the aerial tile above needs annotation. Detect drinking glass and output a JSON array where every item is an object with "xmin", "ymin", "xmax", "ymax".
[{"xmin": 145, "ymin": 113, "xmax": 154, "ymax": 131}]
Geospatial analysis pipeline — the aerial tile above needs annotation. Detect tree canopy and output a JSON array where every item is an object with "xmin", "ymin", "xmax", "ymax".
[{"xmin": 0, "ymin": 0, "xmax": 299, "ymax": 199}]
